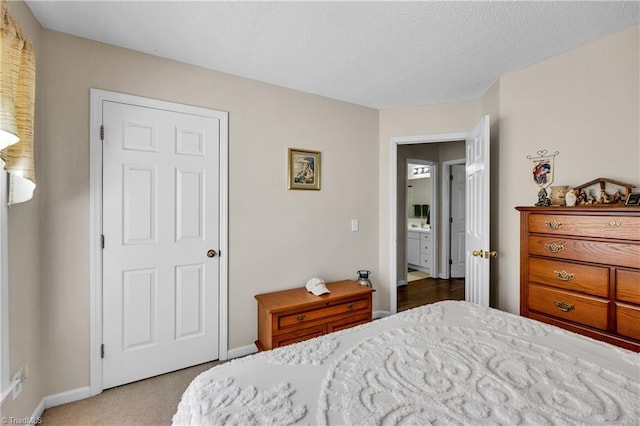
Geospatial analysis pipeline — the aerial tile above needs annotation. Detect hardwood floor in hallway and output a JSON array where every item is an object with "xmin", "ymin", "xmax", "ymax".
[{"xmin": 398, "ymin": 278, "xmax": 465, "ymax": 312}]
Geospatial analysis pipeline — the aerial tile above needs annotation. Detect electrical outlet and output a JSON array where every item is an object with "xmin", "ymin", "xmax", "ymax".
[{"xmin": 12, "ymin": 370, "xmax": 22, "ymax": 399}]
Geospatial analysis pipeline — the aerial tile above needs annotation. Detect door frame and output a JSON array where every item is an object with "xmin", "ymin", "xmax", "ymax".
[
  {"xmin": 404, "ymin": 158, "xmax": 437, "ymax": 283},
  {"xmin": 389, "ymin": 132, "xmax": 466, "ymax": 314},
  {"xmin": 89, "ymin": 89, "xmax": 229, "ymax": 396},
  {"xmin": 441, "ymin": 158, "xmax": 465, "ymax": 279}
]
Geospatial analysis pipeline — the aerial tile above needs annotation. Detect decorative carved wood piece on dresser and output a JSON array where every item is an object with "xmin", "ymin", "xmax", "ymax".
[
  {"xmin": 516, "ymin": 206, "xmax": 640, "ymax": 351},
  {"xmin": 255, "ymin": 280, "xmax": 375, "ymax": 351}
]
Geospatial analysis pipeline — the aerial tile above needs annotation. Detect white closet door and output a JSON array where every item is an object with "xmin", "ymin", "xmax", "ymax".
[{"xmin": 102, "ymin": 100, "xmax": 220, "ymax": 388}]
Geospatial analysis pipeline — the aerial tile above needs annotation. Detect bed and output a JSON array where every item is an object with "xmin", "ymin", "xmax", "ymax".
[{"xmin": 173, "ymin": 300, "xmax": 640, "ymax": 425}]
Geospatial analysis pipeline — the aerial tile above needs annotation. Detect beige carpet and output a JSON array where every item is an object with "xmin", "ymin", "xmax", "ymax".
[
  {"xmin": 42, "ymin": 361, "xmax": 220, "ymax": 425},
  {"xmin": 408, "ymin": 270, "xmax": 429, "ymax": 282}
]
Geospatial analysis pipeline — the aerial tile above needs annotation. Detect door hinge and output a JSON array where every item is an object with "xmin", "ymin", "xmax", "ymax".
[
  {"xmin": 449, "ymin": 259, "xmax": 453, "ymax": 265},
  {"xmin": 100, "ymin": 125, "xmax": 104, "ymax": 141},
  {"xmin": 450, "ymin": 174, "xmax": 453, "ymax": 180},
  {"xmin": 450, "ymin": 217, "xmax": 453, "ymax": 223},
  {"xmin": 101, "ymin": 234, "xmax": 105, "ymax": 249},
  {"xmin": 100, "ymin": 344, "xmax": 105, "ymax": 359}
]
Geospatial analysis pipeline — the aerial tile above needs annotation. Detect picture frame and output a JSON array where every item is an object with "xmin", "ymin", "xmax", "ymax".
[
  {"xmin": 288, "ymin": 148, "xmax": 321, "ymax": 190},
  {"xmin": 625, "ymin": 192, "xmax": 640, "ymax": 206}
]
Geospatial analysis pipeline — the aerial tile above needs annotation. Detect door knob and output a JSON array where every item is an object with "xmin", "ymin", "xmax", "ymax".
[
  {"xmin": 473, "ymin": 250, "xmax": 497, "ymax": 258},
  {"xmin": 207, "ymin": 249, "xmax": 217, "ymax": 258}
]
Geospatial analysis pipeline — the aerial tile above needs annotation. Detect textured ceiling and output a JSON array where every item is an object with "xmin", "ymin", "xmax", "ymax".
[{"xmin": 26, "ymin": 1, "xmax": 639, "ymax": 109}]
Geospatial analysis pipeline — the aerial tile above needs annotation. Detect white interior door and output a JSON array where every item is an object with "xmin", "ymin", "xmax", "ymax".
[
  {"xmin": 465, "ymin": 116, "xmax": 491, "ymax": 306},
  {"xmin": 102, "ymin": 100, "xmax": 220, "ymax": 388},
  {"xmin": 450, "ymin": 164, "xmax": 465, "ymax": 278}
]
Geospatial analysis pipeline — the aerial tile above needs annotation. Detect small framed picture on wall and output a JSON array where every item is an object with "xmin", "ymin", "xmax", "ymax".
[{"xmin": 288, "ymin": 148, "xmax": 321, "ymax": 190}]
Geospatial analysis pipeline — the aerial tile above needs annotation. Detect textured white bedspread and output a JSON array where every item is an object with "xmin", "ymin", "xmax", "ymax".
[{"xmin": 173, "ymin": 301, "xmax": 640, "ymax": 425}]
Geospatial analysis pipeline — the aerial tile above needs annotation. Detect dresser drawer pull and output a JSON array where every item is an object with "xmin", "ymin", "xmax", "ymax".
[
  {"xmin": 296, "ymin": 315, "xmax": 306, "ymax": 322},
  {"xmin": 553, "ymin": 270, "xmax": 574, "ymax": 281},
  {"xmin": 553, "ymin": 300, "xmax": 575, "ymax": 312},
  {"xmin": 347, "ymin": 303, "xmax": 355, "ymax": 310},
  {"xmin": 544, "ymin": 242, "xmax": 564, "ymax": 253},
  {"xmin": 544, "ymin": 220, "xmax": 564, "ymax": 230},
  {"xmin": 607, "ymin": 220, "xmax": 620, "ymax": 228}
]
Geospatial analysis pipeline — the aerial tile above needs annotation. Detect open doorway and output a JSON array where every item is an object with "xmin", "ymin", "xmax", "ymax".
[
  {"xmin": 389, "ymin": 116, "xmax": 492, "ymax": 314},
  {"xmin": 405, "ymin": 158, "xmax": 437, "ymax": 282},
  {"xmin": 442, "ymin": 159, "xmax": 466, "ymax": 279},
  {"xmin": 392, "ymin": 138, "xmax": 466, "ymax": 312}
]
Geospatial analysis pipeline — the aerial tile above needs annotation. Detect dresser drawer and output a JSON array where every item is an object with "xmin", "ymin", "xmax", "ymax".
[
  {"xmin": 528, "ymin": 236, "xmax": 640, "ymax": 269},
  {"xmin": 327, "ymin": 312, "xmax": 371, "ymax": 333},
  {"xmin": 616, "ymin": 270, "xmax": 640, "ymax": 305},
  {"xmin": 529, "ymin": 214, "xmax": 640, "ymax": 241},
  {"xmin": 278, "ymin": 298, "xmax": 368, "ymax": 329},
  {"xmin": 274, "ymin": 325, "xmax": 325, "ymax": 347},
  {"xmin": 528, "ymin": 284, "xmax": 609, "ymax": 331},
  {"xmin": 616, "ymin": 303, "xmax": 640, "ymax": 341},
  {"xmin": 528, "ymin": 258, "xmax": 609, "ymax": 297}
]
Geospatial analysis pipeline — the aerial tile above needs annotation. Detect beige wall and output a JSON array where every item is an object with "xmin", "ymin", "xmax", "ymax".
[
  {"xmin": 35, "ymin": 31, "xmax": 378, "ymax": 397},
  {"xmin": 496, "ymin": 25, "xmax": 639, "ymax": 313},
  {"xmin": 2, "ymin": 0, "xmax": 43, "ymax": 419}
]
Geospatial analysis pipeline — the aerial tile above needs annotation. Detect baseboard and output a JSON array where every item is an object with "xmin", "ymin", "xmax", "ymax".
[
  {"xmin": 44, "ymin": 386, "xmax": 91, "ymax": 409},
  {"xmin": 227, "ymin": 344, "xmax": 257, "ymax": 359},
  {"xmin": 373, "ymin": 310, "xmax": 391, "ymax": 320},
  {"xmin": 30, "ymin": 397, "xmax": 45, "ymax": 423}
]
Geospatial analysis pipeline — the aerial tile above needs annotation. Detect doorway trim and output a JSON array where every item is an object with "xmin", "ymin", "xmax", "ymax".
[
  {"xmin": 89, "ymin": 89, "xmax": 229, "ymax": 396},
  {"xmin": 441, "ymin": 158, "xmax": 465, "ymax": 279},
  {"xmin": 389, "ymin": 132, "xmax": 467, "ymax": 314}
]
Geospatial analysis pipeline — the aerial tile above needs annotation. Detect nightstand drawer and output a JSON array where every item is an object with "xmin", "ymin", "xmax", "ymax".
[
  {"xmin": 529, "ymin": 214, "xmax": 640, "ymax": 241},
  {"xmin": 279, "ymin": 298, "xmax": 368, "ymax": 329},
  {"xmin": 528, "ymin": 257, "xmax": 609, "ymax": 297},
  {"xmin": 528, "ymin": 236, "xmax": 640, "ymax": 269},
  {"xmin": 528, "ymin": 284, "xmax": 609, "ymax": 331}
]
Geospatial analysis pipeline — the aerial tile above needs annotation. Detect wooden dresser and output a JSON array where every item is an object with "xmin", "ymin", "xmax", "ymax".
[
  {"xmin": 255, "ymin": 280, "xmax": 374, "ymax": 351},
  {"xmin": 516, "ymin": 206, "xmax": 640, "ymax": 351}
]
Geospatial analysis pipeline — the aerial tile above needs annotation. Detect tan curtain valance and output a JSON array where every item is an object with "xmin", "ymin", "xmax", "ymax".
[{"xmin": 0, "ymin": 0, "xmax": 36, "ymax": 205}]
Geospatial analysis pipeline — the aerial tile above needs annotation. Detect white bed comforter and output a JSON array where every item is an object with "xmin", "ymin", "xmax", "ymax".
[{"xmin": 173, "ymin": 300, "xmax": 640, "ymax": 425}]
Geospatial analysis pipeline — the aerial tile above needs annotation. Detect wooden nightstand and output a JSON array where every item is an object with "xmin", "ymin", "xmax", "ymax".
[{"xmin": 255, "ymin": 280, "xmax": 375, "ymax": 351}]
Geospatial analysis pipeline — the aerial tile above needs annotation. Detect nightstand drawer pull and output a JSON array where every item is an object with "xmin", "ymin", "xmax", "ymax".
[
  {"xmin": 296, "ymin": 315, "xmax": 306, "ymax": 322},
  {"xmin": 545, "ymin": 242, "xmax": 564, "ymax": 253},
  {"xmin": 544, "ymin": 220, "xmax": 564, "ymax": 230},
  {"xmin": 347, "ymin": 303, "xmax": 355, "ymax": 309},
  {"xmin": 607, "ymin": 221, "xmax": 620, "ymax": 228},
  {"xmin": 554, "ymin": 300, "xmax": 575, "ymax": 312},
  {"xmin": 553, "ymin": 270, "xmax": 574, "ymax": 281}
]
